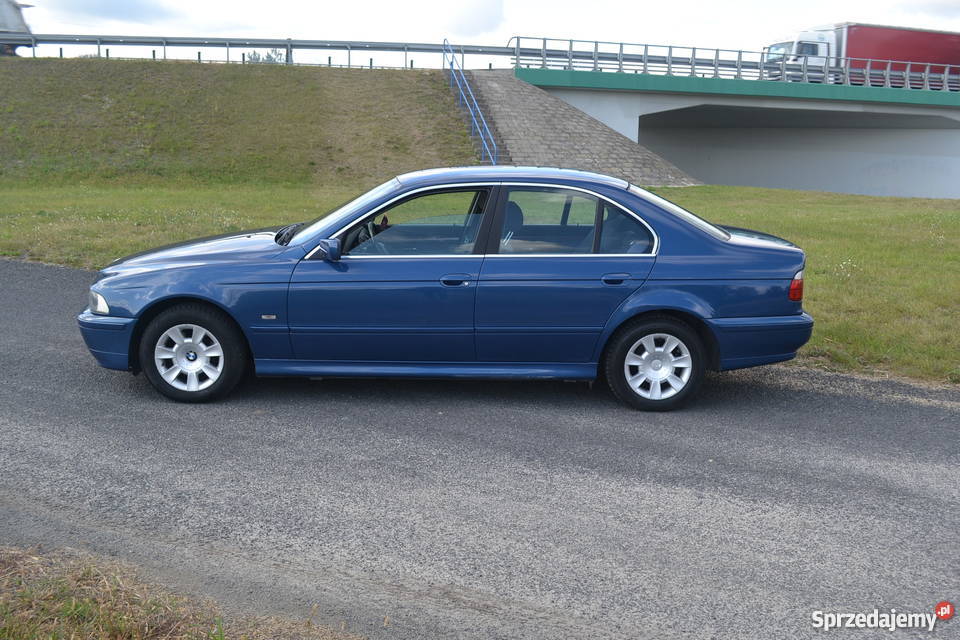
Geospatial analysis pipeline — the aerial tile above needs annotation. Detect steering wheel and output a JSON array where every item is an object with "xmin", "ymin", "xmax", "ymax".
[{"xmin": 362, "ymin": 220, "xmax": 390, "ymax": 254}]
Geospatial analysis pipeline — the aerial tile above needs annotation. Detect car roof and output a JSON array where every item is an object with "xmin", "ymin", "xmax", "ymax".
[{"xmin": 395, "ymin": 166, "xmax": 630, "ymax": 190}]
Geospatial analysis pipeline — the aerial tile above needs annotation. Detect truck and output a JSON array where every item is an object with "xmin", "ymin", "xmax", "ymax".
[
  {"xmin": 763, "ymin": 23, "xmax": 960, "ymax": 88},
  {"xmin": 0, "ymin": 0, "xmax": 31, "ymax": 56}
]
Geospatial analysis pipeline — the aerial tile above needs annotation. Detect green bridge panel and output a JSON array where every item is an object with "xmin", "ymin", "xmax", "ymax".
[{"xmin": 515, "ymin": 68, "xmax": 960, "ymax": 108}]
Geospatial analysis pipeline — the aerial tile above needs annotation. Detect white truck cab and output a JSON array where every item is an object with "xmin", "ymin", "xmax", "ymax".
[{"xmin": 765, "ymin": 26, "xmax": 836, "ymax": 69}]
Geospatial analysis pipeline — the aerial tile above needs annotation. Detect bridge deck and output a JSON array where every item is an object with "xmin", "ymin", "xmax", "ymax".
[{"xmin": 516, "ymin": 68, "xmax": 960, "ymax": 108}]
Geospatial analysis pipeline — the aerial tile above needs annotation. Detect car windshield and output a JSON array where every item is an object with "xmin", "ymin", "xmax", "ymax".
[
  {"xmin": 288, "ymin": 178, "xmax": 401, "ymax": 245},
  {"xmin": 628, "ymin": 184, "xmax": 730, "ymax": 241}
]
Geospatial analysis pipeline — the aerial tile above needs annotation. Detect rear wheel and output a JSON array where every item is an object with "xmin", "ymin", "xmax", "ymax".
[
  {"xmin": 605, "ymin": 317, "xmax": 705, "ymax": 411},
  {"xmin": 138, "ymin": 304, "xmax": 248, "ymax": 402}
]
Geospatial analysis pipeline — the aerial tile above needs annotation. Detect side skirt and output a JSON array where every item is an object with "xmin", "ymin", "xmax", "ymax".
[{"xmin": 254, "ymin": 360, "xmax": 598, "ymax": 380}]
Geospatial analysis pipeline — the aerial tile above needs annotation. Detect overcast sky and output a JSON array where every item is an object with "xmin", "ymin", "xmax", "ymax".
[{"xmin": 21, "ymin": 0, "xmax": 960, "ymax": 54}]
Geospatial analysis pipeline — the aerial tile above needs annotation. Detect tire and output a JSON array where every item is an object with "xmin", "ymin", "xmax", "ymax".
[
  {"xmin": 604, "ymin": 316, "xmax": 705, "ymax": 411},
  {"xmin": 138, "ymin": 303, "xmax": 248, "ymax": 402}
]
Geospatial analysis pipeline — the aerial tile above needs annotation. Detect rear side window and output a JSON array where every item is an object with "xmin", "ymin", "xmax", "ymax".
[
  {"xmin": 498, "ymin": 187, "xmax": 598, "ymax": 254},
  {"xmin": 496, "ymin": 186, "xmax": 654, "ymax": 255}
]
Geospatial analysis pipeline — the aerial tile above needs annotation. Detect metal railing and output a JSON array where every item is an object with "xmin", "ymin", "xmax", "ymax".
[
  {"xmin": 1, "ymin": 32, "xmax": 516, "ymax": 68},
  {"xmin": 4, "ymin": 31, "xmax": 958, "ymax": 93},
  {"xmin": 443, "ymin": 39, "xmax": 498, "ymax": 164},
  {"xmin": 508, "ymin": 36, "xmax": 960, "ymax": 92}
]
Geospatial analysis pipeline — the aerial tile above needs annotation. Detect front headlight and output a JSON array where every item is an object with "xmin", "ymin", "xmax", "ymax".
[{"xmin": 89, "ymin": 290, "xmax": 110, "ymax": 315}]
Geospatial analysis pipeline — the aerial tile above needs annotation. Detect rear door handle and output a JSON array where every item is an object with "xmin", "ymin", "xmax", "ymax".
[
  {"xmin": 601, "ymin": 272, "xmax": 631, "ymax": 285},
  {"xmin": 440, "ymin": 273, "xmax": 472, "ymax": 287}
]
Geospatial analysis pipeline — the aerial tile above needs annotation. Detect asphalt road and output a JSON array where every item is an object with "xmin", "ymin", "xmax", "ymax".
[{"xmin": 1, "ymin": 258, "xmax": 957, "ymax": 639}]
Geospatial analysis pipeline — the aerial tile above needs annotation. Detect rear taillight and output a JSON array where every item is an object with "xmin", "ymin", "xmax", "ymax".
[{"xmin": 788, "ymin": 270, "xmax": 804, "ymax": 302}]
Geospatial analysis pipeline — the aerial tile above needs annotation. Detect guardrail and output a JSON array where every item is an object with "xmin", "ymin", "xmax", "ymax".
[
  {"xmin": 5, "ymin": 32, "xmax": 958, "ymax": 93},
  {"xmin": 1, "ymin": 32, "xmax": 517, "ymax": 68},
  {"xmin": 443, "ymin": 39, "xmax": 498, "ymax": 164},
  {"xmin": 508, "ymin": 36, "xmax": 960, "ymax": 92}
]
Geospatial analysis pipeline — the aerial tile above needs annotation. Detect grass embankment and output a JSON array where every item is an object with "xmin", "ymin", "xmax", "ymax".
[
  {"xmin": 0, "ymin": 185, "xmax": 352, "ymax": 266},
  {"xmin": 0, "ymin": 58, "xmax": 477, "ymax": 264},
  {"xmin": 0, "ymin": 59, "xmax": 475, "ymax": 186},
  {"xmin": 0, "ymin": 58, "xmax": 957, "ymax": 383},
  {"xmin": 0, "ymin": 546, "xmax": 363, "ymax": 640}
]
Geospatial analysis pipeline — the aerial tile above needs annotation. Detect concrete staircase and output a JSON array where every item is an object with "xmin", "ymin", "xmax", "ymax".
[
  {"xmin": 466, "ymin": 70, "xmax": 698, "ymax": 186},
  {"xmin": 461, "ymin": 81, "xmax": 512, "ymax": 165}
]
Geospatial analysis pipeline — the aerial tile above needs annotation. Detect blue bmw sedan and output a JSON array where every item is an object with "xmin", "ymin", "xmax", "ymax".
[{"xmin": 78, "ymin": 166, "xmax": 812, "ymax": 410}]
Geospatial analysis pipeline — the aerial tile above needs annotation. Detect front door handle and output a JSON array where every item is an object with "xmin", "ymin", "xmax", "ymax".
[
  {"xmin": 601, "ymin": 272, "xmax": 631, "ymax": 285},
  {"xmin": 440, "ymin": 273, "xmax": 472, "ymax": 287}
]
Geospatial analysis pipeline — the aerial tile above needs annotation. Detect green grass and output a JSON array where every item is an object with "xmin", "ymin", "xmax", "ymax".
[
  {"xmin": 0, "ymin": 58, "xmax": 479, "ymax": 265},
  {"xmin": 0, "ymin": 546, "xmax": 363, "ymax": 640},
  {"xmin": 0, "ymin": 58, "xmax": 476, "ymax": 186},
  {"xmin": 0, "ymin": 184, "xmax": 353, "ymax": 267},
  {"xmin": 653, "ymin": 185, "xmax": 960, "ymax": 383}
]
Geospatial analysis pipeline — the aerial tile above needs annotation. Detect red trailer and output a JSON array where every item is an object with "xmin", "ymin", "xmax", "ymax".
[{"xmin": 765, "ymin": 23, "xmax": 960, "ymax": 88}]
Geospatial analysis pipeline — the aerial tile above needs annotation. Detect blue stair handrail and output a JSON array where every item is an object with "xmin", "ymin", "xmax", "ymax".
[{"xmin": 442, "ymin": 39, "xmax": 498, "ymax": 164}]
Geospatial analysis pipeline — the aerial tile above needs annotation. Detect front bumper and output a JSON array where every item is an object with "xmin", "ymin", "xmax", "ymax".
[
  {"xmin": 77, "ymin": 309, "xmax": 136, "ymax": 371},
  {"xmin": 708, "ymin": 312, "xmax": 814, "ymax": 371}
]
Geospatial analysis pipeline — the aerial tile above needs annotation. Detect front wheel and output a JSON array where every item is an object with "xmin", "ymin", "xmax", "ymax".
[
  {"xmin": 604, "ymin": 317, "xmax": 706, "ymax": 411},
  {"xmin": 138, "ymin": 303, "xmax": 248, "ymax": 402}
]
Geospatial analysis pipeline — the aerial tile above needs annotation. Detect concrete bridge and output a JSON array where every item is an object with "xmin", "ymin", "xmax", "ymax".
[{"xmin": 515, "ymin": 68, "xmax": 960, "ymax": 198}]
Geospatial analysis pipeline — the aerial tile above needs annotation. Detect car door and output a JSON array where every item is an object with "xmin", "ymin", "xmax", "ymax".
[
  {"xmin": 288, "ymin": 185, "xmax": 496, "ymax": 362},
  {"xmin": 475, "ymin": 185, "xmax": 657, "ymax": 363}
]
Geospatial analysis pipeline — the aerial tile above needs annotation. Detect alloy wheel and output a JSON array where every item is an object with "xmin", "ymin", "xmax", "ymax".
[
  {"xmin": 153, "ymin": 323, "xmax": 224, "ymax": 392},
  {"xmin": 622, "ymin": 332, "xmax": 693, "ymax": 400}
]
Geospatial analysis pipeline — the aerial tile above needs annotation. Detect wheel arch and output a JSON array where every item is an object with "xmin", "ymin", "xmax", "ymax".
[
  {"xmin": 598, "ymin": 308, "xmax": 721, "ymax": 372},
  {"xmin": 128, "ymin": 295, "xmax": 252, "ymax": 373}
]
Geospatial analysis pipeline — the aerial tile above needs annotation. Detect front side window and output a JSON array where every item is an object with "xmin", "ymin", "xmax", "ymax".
[
  {"xmin": 796, "ymin": 42, "xmax": 819, "ymax": 57},
  {"xmin": 342, "ymin": 188, "xmax": 489, "ymax": 256},
  {"xmin": 767, "ymin": 42, "xmax": 791, "ymax": 62},
  {"xmin": 291, "ymin": 178, "xmax": 399, "ymax": 246},
  {"xmin": 496, "ymin": 187, "xmax": 654, "ymax": 255}
]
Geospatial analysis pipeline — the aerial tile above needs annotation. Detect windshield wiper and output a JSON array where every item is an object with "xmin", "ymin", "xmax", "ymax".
[{"xmin": 274, "ymin": 222, "xmax": 305, "ymax": 246}]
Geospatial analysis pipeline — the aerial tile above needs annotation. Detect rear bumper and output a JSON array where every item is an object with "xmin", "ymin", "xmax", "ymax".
[
  {"xmin": 77, "ymin": 310, "xmax": 135, "ymax": 371},
  {"xmin": 708, "ymin": 312, "xmax": 814, "ymax": 371}
]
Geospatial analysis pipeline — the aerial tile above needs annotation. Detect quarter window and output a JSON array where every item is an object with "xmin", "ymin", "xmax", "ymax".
[
  {"xmin": 343, "ymin": 189, "xmax": 489, "ymax": 256},
  {"xmin": 598, "ymin": 203, "xmax": 655, "ymax": 254}
]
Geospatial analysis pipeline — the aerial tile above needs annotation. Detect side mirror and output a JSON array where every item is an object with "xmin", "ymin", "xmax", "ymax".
[{"xmin": 316, "ymin": 238, "xmax": 341, "ymax": 262}]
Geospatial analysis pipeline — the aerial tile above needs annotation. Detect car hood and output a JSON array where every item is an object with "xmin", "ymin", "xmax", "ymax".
[
  {"xmin": 718, "ymin": 225, "xmax": 798, "ymax": 249},
  {"xmin": 106, "ymin": 227, "xmax": 284, "ymax": 270}
]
